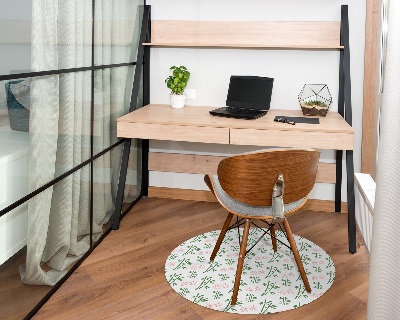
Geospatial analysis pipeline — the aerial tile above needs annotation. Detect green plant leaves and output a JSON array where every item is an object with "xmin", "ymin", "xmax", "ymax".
[{"xmin": 165, "ymin": 65, "xmax": 191, "ymax": 94}]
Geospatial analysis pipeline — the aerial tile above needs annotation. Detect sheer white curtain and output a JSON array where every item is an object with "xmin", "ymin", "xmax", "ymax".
[
  {"xmin": 367, "ymin": 1, "xmax": 400, "ymax": 318},
  {"xmin": 20, "ymin": 0, "xmax": 138, "ymax": 285}
]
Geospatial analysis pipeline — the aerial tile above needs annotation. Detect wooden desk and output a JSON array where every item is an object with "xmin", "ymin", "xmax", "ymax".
[
  {"xmin": 117, "ymin": 104, "xmax": 356, "ymax": 252},
  {"xmin": 118, "ymin": 104, "xmax": 353, "ymax": 149}
]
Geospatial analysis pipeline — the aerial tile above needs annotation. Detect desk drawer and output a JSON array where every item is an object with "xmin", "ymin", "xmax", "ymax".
[
  {"xmin": 230, "ymin": 128, "xmax": 354, "ymax": 150},
  {"xmin": 118, "ymin": 122, "xmax": 230, "ymax": 144}
]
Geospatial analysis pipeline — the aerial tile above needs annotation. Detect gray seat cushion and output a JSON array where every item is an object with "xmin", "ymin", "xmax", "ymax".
[{"xmin": 210, "ymin": 175, "xmax": 307, "ymax": 217}]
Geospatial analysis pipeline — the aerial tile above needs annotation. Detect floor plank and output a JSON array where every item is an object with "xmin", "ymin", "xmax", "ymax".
[
  {"xmin": 0, "ymin": 248, "xmax": 51, "ymax": 320},
  {"xmin": 34, "ymin": 198, "xmax": 369, "ymax": 319}
]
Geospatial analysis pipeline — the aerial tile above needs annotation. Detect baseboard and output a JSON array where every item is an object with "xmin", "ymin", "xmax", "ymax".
[
  {"xmin": 148, "ymin": 187, "xmax": 348, "ymax": 213},
  {"xmin": 0, "ymin": 238, "xmax": 27, "ymax": 265}
]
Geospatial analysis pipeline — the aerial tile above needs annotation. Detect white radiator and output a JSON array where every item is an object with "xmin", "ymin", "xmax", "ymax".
[{"xmin": 354, "ymin": 173, "xmax": 376, "ymax": 252}]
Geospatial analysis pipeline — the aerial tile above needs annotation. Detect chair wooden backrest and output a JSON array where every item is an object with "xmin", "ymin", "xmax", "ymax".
[{"xmin": 217, "ymin": 149, "xmax": 320, "ymax": 206}]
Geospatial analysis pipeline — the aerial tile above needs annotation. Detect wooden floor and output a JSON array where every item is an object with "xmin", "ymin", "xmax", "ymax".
[
  {"xmin": 0, "ymin": 248, "xmax": 52, "ymax": 320},
  {"xmin": 33, "ymin": 197, "xmax": 369, "ymax": 319}
]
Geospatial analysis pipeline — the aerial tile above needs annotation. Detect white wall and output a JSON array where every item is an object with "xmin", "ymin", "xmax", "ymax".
[
  {"xmin": 146, "ymin": 0, "xmax": 365, "ymax": 201},
  {"xmin": 0, "ymin": 0, "xmax": 32, "ymax": 113}
]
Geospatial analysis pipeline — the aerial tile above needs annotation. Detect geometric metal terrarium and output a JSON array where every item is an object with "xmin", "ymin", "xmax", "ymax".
[{"xmin": 298, "ymin": 84, "xmax": 332, "ymax": 117}]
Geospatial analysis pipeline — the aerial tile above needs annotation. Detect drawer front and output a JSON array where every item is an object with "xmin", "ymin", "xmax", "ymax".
[
  {"xmin": 117, "ymin": 122, "xmax": 230, "ymax": 144},
  {"xmin": 230, "ymin": 128, "xmax": 354, "ymax": 150}
]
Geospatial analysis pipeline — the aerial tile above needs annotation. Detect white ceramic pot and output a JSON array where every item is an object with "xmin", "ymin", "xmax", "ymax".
[{"xmin": 170, "ymin": 94, "xmax": 186, "ymax": 108}]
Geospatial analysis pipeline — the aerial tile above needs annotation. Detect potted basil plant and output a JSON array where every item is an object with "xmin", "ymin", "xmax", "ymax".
[{"xmin": 165, "ymin": 65, "xmax": 190, "ymax": 108}]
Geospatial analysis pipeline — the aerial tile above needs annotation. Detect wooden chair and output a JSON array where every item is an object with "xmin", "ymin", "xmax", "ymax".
[{"xmin": 204, "ymin": 148, "xmax": 320, "ymax": 305}]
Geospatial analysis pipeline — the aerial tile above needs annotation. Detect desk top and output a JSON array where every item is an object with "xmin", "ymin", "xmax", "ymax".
[{"xmin": 118, "ymin": 104, "xmax": 353, "ymax": 134}]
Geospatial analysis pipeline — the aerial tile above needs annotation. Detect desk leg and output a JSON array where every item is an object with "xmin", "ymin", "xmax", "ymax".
[
  {"xmin": 112, "ymin": 139, "xmax": 132, "ymax": 230},
  {"xmin": 141, "ymin": 139, "xmax": 149, "ymax": 196},
  {"xmin": 335, "ymin": 150, "xmax": 343, "ymax": 212},
  {"xmin": 346, "ymin": 150, "xmax": 357, "ymax": 253}
]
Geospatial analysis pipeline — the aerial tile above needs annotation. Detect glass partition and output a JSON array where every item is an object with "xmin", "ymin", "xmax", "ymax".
[{"xmin": 0, "ymin": 0, "xmax": 146, "ymax": 317}]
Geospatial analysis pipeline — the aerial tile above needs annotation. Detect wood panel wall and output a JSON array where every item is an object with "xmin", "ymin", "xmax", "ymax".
[{"xmin": 361, "ymin": 0, "xmax": 380, "ymax": 175}]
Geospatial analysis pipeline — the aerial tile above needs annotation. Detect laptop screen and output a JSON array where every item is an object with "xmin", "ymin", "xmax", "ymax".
[{"xmin": 226, "ymin": 75, "xmax": 274, "ymax": 110}]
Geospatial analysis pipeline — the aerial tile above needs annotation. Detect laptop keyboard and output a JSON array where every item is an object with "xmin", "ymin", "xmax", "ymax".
[
  {"xmin": 210, "ymin": 106, "xmax": 268, "ymax": 119},
  {"xmin": 223, "ymin": 107, "xmax": 264, "ymax": 114}
]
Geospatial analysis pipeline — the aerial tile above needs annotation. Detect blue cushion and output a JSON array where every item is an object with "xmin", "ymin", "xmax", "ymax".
[{"xmin": 5, "ymin": 80, "xmax": 29, "ymax": 132}]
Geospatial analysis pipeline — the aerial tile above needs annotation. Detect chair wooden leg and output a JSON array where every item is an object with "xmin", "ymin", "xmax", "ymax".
[
  {"xmin": 270, "ymin": 224, "xmax": 277, "ymax": 252},
  {"xmin": 283, "ymin": 217, "xmax": 311, "ymax": 293},
  {"xmin": 231, "ymin": 218, "xmax": 251, "ymax": 305},
  {"xmin": 210, "ymin": 212, "xmax": 234, "ymax": 261}
]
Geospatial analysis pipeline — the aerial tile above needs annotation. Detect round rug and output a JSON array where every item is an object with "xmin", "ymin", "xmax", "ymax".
[{"xmin": 165, "ymin": 228, "xmax": 335, "ymax": 314}]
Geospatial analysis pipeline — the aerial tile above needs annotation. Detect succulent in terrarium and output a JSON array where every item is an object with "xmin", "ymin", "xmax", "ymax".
[{"xmin": 298, "ymin": 84, "xmax": 332, "ymax": 116}]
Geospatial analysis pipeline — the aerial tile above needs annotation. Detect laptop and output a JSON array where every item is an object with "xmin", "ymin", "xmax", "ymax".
[{"xmin": 209, "ymin": 75, "xmax": 274, "ymax": 120}]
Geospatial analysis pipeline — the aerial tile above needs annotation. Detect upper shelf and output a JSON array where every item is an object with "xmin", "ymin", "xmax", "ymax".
[{"xmin": 143, "ymin": 20, "xmax": 344, "ymax": 50}]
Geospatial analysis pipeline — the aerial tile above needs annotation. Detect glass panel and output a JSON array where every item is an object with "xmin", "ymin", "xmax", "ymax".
[
  {"xmin": 94, "ymin": 1, "xmax": 144, "ymax": 66},
  {"xmin": 125, "ymin": 139, "xmax": 141, "ymax": 204},
  {"xmin": 93, "ymin": 65, "xmax": 136, "ymax": 154},
  {"xmin": 92, "ymin": 141, "xmax": 141, "ymax": 235},
  {"xmin": 92, "ymin": 145, "xmax": 122, "ymax": 234},
  {"xmin": 0, "ymin": 0, "xmax": 33, "ymax": 76},
  {"xmin": 0, "ymin": 71, "xmax": 91, "ymax": 212},
  {"xmin": 0, "ymin": 163, "xmax": 90, "ymax": 319},
  {"xmin": 1, "ymin": 0, "xmax": 93, "ymax": 75}
]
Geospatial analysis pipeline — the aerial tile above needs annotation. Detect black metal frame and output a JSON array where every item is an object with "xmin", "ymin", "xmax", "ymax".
[
  {"xmin": 228, "ymin": 218, "xmax": 292, "ymax": 257},
  {"xmin": 112, "ymin": 5, "xmax": 151, "ymax": 230},
  {"xmin": 335, "ymin": 5, "xmax": 356, "ymax": 254}
]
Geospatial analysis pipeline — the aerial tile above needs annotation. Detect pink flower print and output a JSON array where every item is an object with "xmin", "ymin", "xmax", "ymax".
[
  {"xmin": 283, "ymin": 258, "xmax": 290, "ymax": 263},
  {"xmin": 190, "ymin": 265, "xmax": 197, "ymax": 270},
  {"xmin": 286, "ymin": 289, "xmax": 294, "ymax": 295},
  {"xmin": 240, "ymin": 306, "xmax": 249, "ymax": 312},
  {"xmin": 168, "ymin": 262, "xmax": 175, "ymax": 267},
  {"xmin": 246, "ymin": 287, "xmax": 254, "ymax": 292},
  {"xmin": 254, "ymin": 286, "xmax": 262, "ymax": 292},
  {"xmin": 206, "ymin": 303, "xmax": 214, "ymax": 308},
  {"xmin": 220, "ymin": 268, "xmax": 227, "ymax": 272},
  {"xmin": 249, "ymin": 305, "xmax": 257, "ymax": 312},
  {"xmin": 214, "ymin": 302, "xmax": 222, "ymax": 308},
  {"xmin": 176, "ymin": 248, "xmax": 184, "ymax": 253},
  {"xmin": 182, "ymin": 280, "xmax": 197, "ymax": 286},
  {"xmin": 198, "ymin": 265, "xmax": 206, "ymax": 270},
  {"xmin": 283, "ymin": 272, "xmax": 295, "ymax": 279}
]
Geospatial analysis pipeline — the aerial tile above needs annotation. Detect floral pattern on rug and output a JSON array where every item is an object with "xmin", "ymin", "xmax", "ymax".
[{"xmin": 165, "ymin": 228, "xmax": 335, "ymax": 314}]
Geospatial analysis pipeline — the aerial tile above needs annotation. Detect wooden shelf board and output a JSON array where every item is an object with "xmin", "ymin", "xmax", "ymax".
[{"xmin": 143, "ymin": 42, "xmax": 344, "ymax": 50}]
